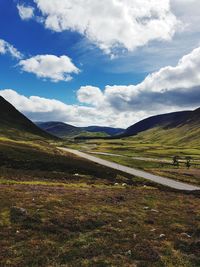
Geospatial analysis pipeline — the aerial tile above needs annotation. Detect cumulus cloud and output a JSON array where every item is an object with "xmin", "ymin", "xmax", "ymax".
[
  {"xmin": 0, "ymin": 89, "xmax": 119, "ymax": 126},
  {"xmin": 78, "ymin": 46, "xmax": 200, "ymax": 112},
  {"xmin": 33, "ymin": 0, "xmax": 179, "ymax": 54},
  {"xmin": 18, "ymin": 55, "xmax": 80, "ymax": 82},
  {"xmin": 77, "ymin": 86, "xmax": 104, "ymax": 106},
  {"xmin": 1, "ymin": 47, "xmax": 200, "ymax": 128},
  {"xmin": 0, "ymin": 38, "xmax": 79, "ymax": 83},
  {"xmin": 17, "ymin": 4, "xmax": 35, "ymax": 20},
  {"xmin": 0, "ymin": 39, "xmax": 23, "ymax": 59}
]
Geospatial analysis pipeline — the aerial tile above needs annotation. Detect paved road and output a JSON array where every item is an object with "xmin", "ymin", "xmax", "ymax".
[
  {"xmin": 88, "ymin": 151, "xmax": 171, "ymax": 163},
  {"xmin": 59, "ymin": 147, "xmax": 200, "ymax": 191}
]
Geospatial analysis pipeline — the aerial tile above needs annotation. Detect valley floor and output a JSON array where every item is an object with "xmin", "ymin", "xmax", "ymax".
[
  {"xmin": 0, "ymin": 138, "xmax": 200, "ymax": 267},
  {"xmin": 64, "ymin": 138, "xmax": 200, "ymax": 186}
]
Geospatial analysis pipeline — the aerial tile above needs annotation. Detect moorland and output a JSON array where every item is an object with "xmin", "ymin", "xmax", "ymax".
[{"xmin": 0, "ymin": 96, "xmax": 200, "ymax": 267}]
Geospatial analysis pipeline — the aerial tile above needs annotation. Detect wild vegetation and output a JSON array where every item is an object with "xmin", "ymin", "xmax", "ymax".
[
  {"xmin": 0, "ymin": 96, "xmax": 55, "ymax": 141},
  {"xmin": 36, "ymin": 121, "xmax": 123, "ymax": 139},
  {"xmin": 0, "ymin": 96, "xmax": 200, "ymax": 266},
  {"xmin": 0, "ymin": 138, "xmax": 200, "ymax": 267},
  {"xmin": 64, "ymin": 138, "xmax": 200, "ymax": 186}
]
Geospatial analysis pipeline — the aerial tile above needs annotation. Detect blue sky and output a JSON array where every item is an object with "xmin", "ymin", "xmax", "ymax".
[
  {"xmin": 0, "ymin": 0, "xmax": 200, "ymax": 127},
  {"xmin": 0, "ymin": 0, "xmax": 147, "ymax": 103}
]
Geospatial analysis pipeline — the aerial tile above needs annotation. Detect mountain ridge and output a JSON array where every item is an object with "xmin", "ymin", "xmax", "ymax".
[
  {"xmin": 122, "ymin": 107, "xmax": 200, "ymax": 137},
  {"xmin": 0, "ymin": 96, "xmax": 56, "ymax": 140},
  {"xmin": 36, "ymin": 121, "xmax": 124, "ymax": 138}
]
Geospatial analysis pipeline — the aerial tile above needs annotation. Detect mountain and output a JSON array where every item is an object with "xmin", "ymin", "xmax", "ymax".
[
  {"xmin": 123, "ymin": 110, "xmax": 190, "ymax": 137},
  {"xmin": 83, "ymin": 126, "xmax": 124, "ymax": 136},
  {"xmin": 0, "ymin": 96, "xmax": 56, "ymax": 140},
  {"xmin": 36, "ymin": 122, "xmax": 124, "ymax": 138},
  {"xmin": 122, "ymin": 107, "xmax": 200, "ymax": 145},
  {"xmin": 36, "ymin": 121, "xmax": 83, "ymax": 138}
]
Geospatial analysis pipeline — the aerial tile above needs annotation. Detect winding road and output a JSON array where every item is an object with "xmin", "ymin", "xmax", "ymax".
[{"xmin": 59, "ymin": 147, "xmax": 200, "ymax": 192}]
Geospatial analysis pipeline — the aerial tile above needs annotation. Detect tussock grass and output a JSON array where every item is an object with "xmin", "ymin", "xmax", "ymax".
[{"xmin": 0, "ymin": 138, "xmax": 200, "ymax": 266}]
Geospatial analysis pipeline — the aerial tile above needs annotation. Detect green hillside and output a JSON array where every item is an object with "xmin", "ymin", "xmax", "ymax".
[
  {"xmin": 36, "ymin": 121, "xmax": 83, "ymax": 138},
  {"xmin": 132, "ymin": 124, "xmax": 200, "ymax": 146},
  {"xmin": 36, "ymin": 121, "xmax": 123, "ymax": 138},
  {"xmin": 122, "ymin": 107, "xmax": 200, "ymax": 146},
  {"xmin": 0, "ymin": 96, "xmax": 56, "ymax": 140}
]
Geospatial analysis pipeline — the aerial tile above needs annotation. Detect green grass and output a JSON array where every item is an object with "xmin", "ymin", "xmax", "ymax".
[
  {"xmin": 63, "ymin": 138, "xmax": 200, "ymax": 159},
  {"xmin": 132, "ymin": 125, "xmax": 200, "ymax": 147},
  {"xmin": 0, "ymin": 137, "xmax": 200, "ymax": 266},
  {"xmin": 62, "ymin": 138, "xmax": 200, "ymax": 186}
]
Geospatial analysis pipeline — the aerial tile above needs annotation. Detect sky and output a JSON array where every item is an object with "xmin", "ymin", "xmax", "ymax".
[{"xmin": 0, "ymin": 0, "xmax": 200, "ymax": 128}]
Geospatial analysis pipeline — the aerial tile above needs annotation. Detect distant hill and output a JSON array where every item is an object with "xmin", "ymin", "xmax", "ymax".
[
  {"xmin": 36, "ymin": 121, "xmax": 82, "ymax": 138},
  {"xmin": 123, "ymin": 110, "xmax": 190, "ymax": 137},
  {"xmin": 122, "ymin": 107, "xmax": 200, "ymax": 146},
  {"xmin": 36, "ymin": 122, "xmax": 124, "ymax": 138},
  {"xmin": 83, "ymin": 126, "xmax": 124, "ymax": 136},
  {"xmin": 0, "ymin": 96, "xmax": 56, "ymax": 140}
]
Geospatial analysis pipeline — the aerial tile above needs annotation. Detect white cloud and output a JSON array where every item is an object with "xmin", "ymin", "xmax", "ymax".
[
  {"xmin": 18, "ymin": 55, "xmax": 80, "ymax": 82},
  {"xmin": 77, "ymin": 86, "xmax": 104, "ymax": 106},
  {"xmin": 75, "ymin": 46, "xmax": 200, "ymax": 121},
  {"xmin": 78, "ymin": 46, "xmax": 200, "ymax": 110},
  {"xmin": 0, "ymin": 89, "xmax": 118, "ymax": 126},
  {"xmin": 34, "ymin": 0, "xmax": 179, "ymax": 54},
  {"xmin": 1, "ymin": 47, "xmax": 200, "ymax": 128},
  {"xmin": 139, "ymin": 47, "xmax": 200, "ymax": 93},
  {"xmin": 171, "ymin": 0, "xmax": 200, "ymax": 33},
  {"xmin": 0, "ymin": 39, "xmax": 23, "ymax": 59},
  {"xmin": 17, "ymin": 4, "xmax": 35, "ymax": 20}
]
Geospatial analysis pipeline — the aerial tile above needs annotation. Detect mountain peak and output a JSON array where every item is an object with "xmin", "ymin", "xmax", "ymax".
[{"xmin": 0, "ymin": 96, "xmax": 56, "ymax": 140}]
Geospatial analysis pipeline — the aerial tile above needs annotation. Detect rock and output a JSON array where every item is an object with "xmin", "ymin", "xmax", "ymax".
[
  {"xmin": 143, "ymin": 206, "xmax": 149, "ymax": 210},
  {"xmin": 114, "ymin": 183, "xmax": 119, "ymax": 186},
  {"xmin": 180, "ymin": 232, "xmax": 191, "ymax": 238},
  {"xmin": 150, "ymin": 228, "xmax": 156, "ymax": 232},
  {"xmin": 125, "ymin": 250, "xmax": 132, "ymax": 256},
  {"xmin": 118, "ymin": 219, "xmax": 122, "ymax": 223},
  {"xmin": 159, "ymin": 234, "xmax": 166, "ymax": 239},
  {"xmin": 10, "ymin": 206, "xmax": 28, "ymax": 223},
  {"xmin": 122, "ymin": 183, "xmax": 127, "ymax": 187},
  {"xmin": 151, "ymin": 209, "xmax": 159, "ymax": 213}
]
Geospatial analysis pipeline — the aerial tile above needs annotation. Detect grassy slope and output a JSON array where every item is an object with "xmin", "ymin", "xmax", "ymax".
[
  {"xmin": 36, "ymin": 122, "xmax": 110, "ymax": 139},
  {"xmin": 133, "ymin": 125, "xmax": 200, "ymax": 147},
  {"xmin": 122, "ymin": 108, "xmax": 200, "ymax": 146},
  {"xmin": 0, "ymin": 138, "xmax": 200, "ymax": 267},
  {"xmin": 0, "ymin": 96, "xmax": 56, "ymax": 141}
]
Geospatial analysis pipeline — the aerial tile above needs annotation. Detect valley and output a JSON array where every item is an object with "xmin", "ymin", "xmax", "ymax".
[
  {"xmin": 0, "ymin": 96, "xmax": 200, "ymax": 267},
  {"xmin": 63, "ymin": 137, "xmax": 200, "ymax": 187},
  {"xmin": 1, "ymin": 138, "xmax": 200, "ymax": 267}
]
